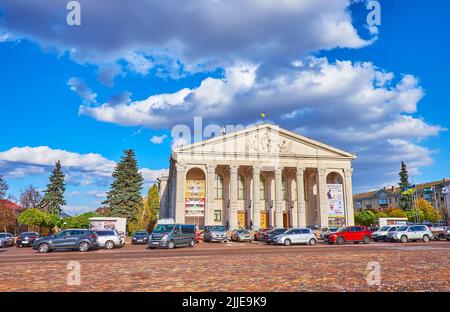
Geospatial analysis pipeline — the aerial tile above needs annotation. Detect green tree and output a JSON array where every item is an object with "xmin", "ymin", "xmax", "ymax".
[
  {"xmin": 355, "ymin": 210, "xmax": 377, "ymax": 226},
  {"xmin": 62, "ymin": 212, "xmax": 99, "ymax": 229},
  {"xmin": 398, "ymin": 161, "xmax": 413, "ymax": 211},
  {"xmin": 104, "ymin": 150, "xmax": 144, "ymax": 228},
  {"xmin": 40, "ymin": 161, "xmax": 66, "ymax": 216},
  {"xmin": 138, "ymin": 184, "xmax": 160, "ymax": 232},
  {"xmin": 376, "ymin": 211, "xmax": 389, "ymax": 218},
  {"xmin": 17, "ymin": 208, "xmax": 61, "ymax": 233},
  {"xmin": 387, "ymin": 208, "xmax": 407, "ymax": 218},
  {"xmin": 407, "ymin": 208, "xmax": 424, "ymax": 223}
]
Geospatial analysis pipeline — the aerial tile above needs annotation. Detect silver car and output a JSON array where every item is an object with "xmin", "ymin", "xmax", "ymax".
[
  {"xmin": 389, "ymin": 225, "xmax": 434, "ymax": 243},
  {"xmin": 94, "ymin": 230, "xmax": 123, "ymax": 249},
  {"xmin": 230, "ymin": 229, "xmax": 252, "ymax": 242},
  {"xmin": 0, "ymin": 232, "xmax": 14, "ymax": 248},
  {"xmin": 272, "ymin": 228, "xmax": 317, "ymax": 246}
]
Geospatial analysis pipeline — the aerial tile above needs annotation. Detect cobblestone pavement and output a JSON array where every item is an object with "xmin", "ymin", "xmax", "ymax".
[{"xmin": 0, "ymin": 241, "xmax": 449, "ymax": 292}]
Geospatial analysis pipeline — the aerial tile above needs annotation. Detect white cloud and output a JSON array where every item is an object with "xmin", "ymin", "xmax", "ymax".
[
  {"xmin": 67, "ymin": 77, "xmax": 97, "ymax": 105},
  {"xmin": 0, "ymin": 0, "xmax": 373, "ymax": 70},
  {"xmin": 0, "ymin": 32, "xmax": 11, "ymax": 42},
  {"xmin": 150, "ymin": 134, "xmax": 167, "ymax": 144},
  {"xmin": 0, "ymin": 146, "xmax": 167, "ymax": 187},
  {"xmin": 124, "ymin": 51, "xmax": 153, "ymax": 76}
]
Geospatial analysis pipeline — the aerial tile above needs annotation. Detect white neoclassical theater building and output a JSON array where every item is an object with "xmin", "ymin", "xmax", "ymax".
[{"xmin": 158, "ymin": 123, "xmax": 356, "ymax": 230}]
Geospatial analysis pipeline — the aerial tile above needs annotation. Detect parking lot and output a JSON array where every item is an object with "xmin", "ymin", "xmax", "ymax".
[{"xmin": 1, "ymin": 240, "xmax": 449, "ymax": 292}]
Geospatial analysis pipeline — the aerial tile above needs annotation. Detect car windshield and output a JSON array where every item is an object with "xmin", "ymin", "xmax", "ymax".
[
  {"xmin": 209, "ymin": 226, "xmax": 225, "ymax": 231},
  {"xmin": 238, "ymin": 230, "xmax": 249, "ymax": 234},
  {"xmin": 21, "ymin": 232, "xmax": 38, "ymax": 236},
  {"xmin": 397, "ymin": 226, "xmax": 409, "ymax": 231},
  {"xmin": 388, "ymin": 227, "xmax": 398, "ymax": 232},
  {"xmin": 379, "ymin": 226, "xmax": 391, "ymax": 231},
  {"xmin": 153, "ymin": 224, "xmax": 175, "ymax": 233},
  {"xmin": 0, "ymin": 234, "xmax": 7, "ymax": 238},
  {"xmin": 285, "ymin": 229, "xmax": 295, "ymax": 234},
  {"xmin": 337, "ymin": 227, "xmax": 348, "ymax": 233},
  {"xmin": 134, "ymin": 231, "xmax": 147, "ymax": 236},
  {"xmin": 272, "ymin": 229, "xmax": 286, "ymax": 234}
]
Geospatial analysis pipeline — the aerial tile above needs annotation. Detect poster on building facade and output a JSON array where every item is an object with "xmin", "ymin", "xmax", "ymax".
[
  {"xmin": 185, "ymin": 180, "xmax": 205, "ymax": 216},
  {"xmin": 326, "ymin": 184, "xmax": 346, "ymax": 227}
]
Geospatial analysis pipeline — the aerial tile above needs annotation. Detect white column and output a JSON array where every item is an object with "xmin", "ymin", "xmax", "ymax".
[
  {"xmin": 206, "ymin": 164, "xmax": 216, "ymax": 226},
  {"xmin": 252, "ymin": 166, "xmax": 261, "ymax": 230},
  {"xmin": 344, "ymin": 168, "xmax": 355, "ymax": 226},
  {"xmin": 229, "ymin": 165, "xmax": 238, "ymax": 230},
  {"xmin": 296, "ymin": 167, "xmax": 306, "ymax": 227},
  {"xmin": 318, "ymin": 168, "xmax": 328, "ymax": 228},
  {"xmin": 175, "ymin": 163, "xmax": 186, "ymax": 224},
  {"xmin": 274, "ymin": 167, "xmax": 284, "ymax": 228}
]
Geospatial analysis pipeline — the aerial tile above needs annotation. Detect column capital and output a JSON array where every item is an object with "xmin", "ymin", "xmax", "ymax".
[
  {"xmin": 344, "ymin": 168, "xmax": 353, "ymax": 177},
  {"xmin": 296, "ymin": 167, "xmax": 305, "ymax": 176},
  {"xmin": 206, "ymin": 163, "xmax": 216, "ymax": 173},
  {"xmin": 175, "ymin": 163, "xmax": 186, "ymax": 171},
  {"xmin": 318, "ymin": 167, "xmax": 327, "ymax": 177},
  {"xmin": 230, "ymin": 165, "xmax": 238, "ymax": 174}
]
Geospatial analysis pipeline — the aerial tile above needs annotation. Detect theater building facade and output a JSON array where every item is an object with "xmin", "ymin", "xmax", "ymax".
[{"xmin": 158, "ymin": 124, "xmax": 356, "ymax": 230}]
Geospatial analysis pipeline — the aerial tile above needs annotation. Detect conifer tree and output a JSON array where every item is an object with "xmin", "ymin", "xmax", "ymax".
[
  {"xmin": 104, "ymin": 150, "xmax": 144, "ymax": 224},
  {"xmin": 398, "ymin": 161, "xmax": 413, "ymax": 211},
  {"xmin": 40, "ymin": 161, "xmax": 66, "ymax": 216}
]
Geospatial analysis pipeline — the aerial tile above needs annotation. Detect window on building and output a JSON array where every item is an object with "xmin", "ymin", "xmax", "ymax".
[
  {"xmin": 260, "ymin": 176, "xmax": 266, "ymax": 200},
  {"xmin": 214, "ymin": 210, "xmax": 222, "ymax": 222},
  {"xmin": 215, "ymin": 174, "xmax": 224, "ymax": 199},
  {"xmin": 379, "ymin": 198, "xmax": 389, "ymax": 205},
  {"xmin": 238, "ymin": 175, "xmax": 245, "ymax": 199}
]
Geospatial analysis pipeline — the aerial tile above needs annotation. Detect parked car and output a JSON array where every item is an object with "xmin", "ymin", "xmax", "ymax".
[
  {"xmin": 270, "ymin": 228, "xmax": 317, "ymax": 246},
  {"xmin": 0, "ymin": 232, "xmax": 14, "ymax": 248},
  {"xmin": 371, "ymin": 225, "xmax": 400, "ymax": 242},
  {"xmin": 147, "ymin": 224, "xmax": 195, "ymax": 249},
  {"xmin": 16, "ymin": 232, "xmax": 40, "ymax": 247},
  {"xmin": 253, "ymin": 227, "xmax": 273, "ymax": 241},
  {"xmin": 387, "ymin": 225, "xmax": 433, "ymax": 243},
  {"xmin": 230, "ymin": 229, "xmax": 252, "ymax": 242},
  {"xmin": 428, "ymin": 225, "xmax": 447, "ymax": 240},
  {"xmin": 118, "ymin": 231, "xmax": 126, "ymax": 245},
  {"xmin": 319, "ymin": 227, "xmax": 339, "ymax": 240},
  {"xmin": 32, "ymin": 229, "xmax": 98, "ymax": 253},
  {"xmin": 94, "ymin": 230, "xmax": 123, "ymax": 249},
  {"xmin": 324, "ymin": 226, "xmax": 372, "ymax": 245},
  {"xmin": 445, "ymin": 227, "xmax": 450, "ymax": 241},
  {"xmin": 369, "ymin": 227, "xmax": 379, "ymax": 233},
  {"xmin": 265, "ymin": 228, "xmax": 288, "ymax": 244},
  {"xmin": 203, "ymin": 225, "xmax": 228, "ymax": 243},
  {"xmin": 132, "ymin": 231, "xmax": 149, "ymax": 244}
]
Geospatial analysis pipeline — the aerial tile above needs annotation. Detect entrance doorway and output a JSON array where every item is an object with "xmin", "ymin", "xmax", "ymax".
[
  {"xmin": 283, "ymin": 212, "xmax": 290, "ymax": 228},
  {"xmin": 260, "ymin": 212, "xmax": 269, "ymax": 229},
  {"xmin": 237, "ymin": 210, "xmax": 247, "ymax": 229}
]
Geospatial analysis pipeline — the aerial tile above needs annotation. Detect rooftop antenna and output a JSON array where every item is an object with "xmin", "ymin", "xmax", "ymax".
[{"xmin": 221, "ymin": 126, "xmax": 226, "ymax": 135}]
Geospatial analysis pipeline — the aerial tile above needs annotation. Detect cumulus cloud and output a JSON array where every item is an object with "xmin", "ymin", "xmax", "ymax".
[
  {"xmin": 0, "ymin": 146, "xmax": 167, "ymax": 187},
  {"xmin": 80, "ymin": 57, "xmax": 445, "ymax": 189},
  {"xmin": 97, "ymin": 63, "xmax": 122, "ymax": 87},
  {"xmin": 0, "ymin": 0, "xmax": 372, "ymax": 70},
  {"xmin": 150, "ymin": 134, "xmax": 167, "ymax": 144},
  {"xmin": 67, "ymin": 77, "xmax": 97, "ymax": 104}
]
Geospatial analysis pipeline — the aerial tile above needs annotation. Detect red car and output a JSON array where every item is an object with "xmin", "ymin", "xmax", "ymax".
[
  {"xmin": 324, "ymin": 226, "xmax": 372, "ymax": 245},
  {"xmin": 253, "ymin": 227, "xmax": 273, "ymax": 241}
]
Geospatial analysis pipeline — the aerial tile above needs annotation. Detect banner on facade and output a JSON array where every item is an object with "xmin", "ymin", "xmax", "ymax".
[
  {"xmin": 326, "ymin": 184, "xmax": 345, "ymax": 226},
  {"xmin": 185, "ymin": 180, "xmax": 205, "ymax": 217}
]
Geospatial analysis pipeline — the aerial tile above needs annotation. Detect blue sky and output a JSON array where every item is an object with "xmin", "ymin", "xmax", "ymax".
[{"xmin": 0, "ymin": 0, "xmax": 449, "ymax": 214}]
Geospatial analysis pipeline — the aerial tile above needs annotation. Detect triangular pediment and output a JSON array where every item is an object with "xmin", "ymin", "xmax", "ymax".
[{"xmin": 173, "ymin": 124, "xmax": 356, "ymax": 160}]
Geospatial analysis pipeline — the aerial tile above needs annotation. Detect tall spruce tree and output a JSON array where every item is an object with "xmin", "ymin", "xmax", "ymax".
[
  {"xmin": 104, "ymin": 149, "xmax": 144, "ymax": 223},
  {"xmin": 398, "ymin": 161, "xmax": 413, "ymax": 211},
  {"xmin": 0, "ymin": 175, "xmax": 8, "ymax": 199},
  {"xmin": 40, "ymin": 161, "xmax": 66, "ymax": 216}
]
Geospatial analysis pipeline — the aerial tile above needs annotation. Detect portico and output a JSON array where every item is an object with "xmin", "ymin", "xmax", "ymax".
[{"xmin": 158, "ymin": 124, "xmax": 356, "ymax": 230}]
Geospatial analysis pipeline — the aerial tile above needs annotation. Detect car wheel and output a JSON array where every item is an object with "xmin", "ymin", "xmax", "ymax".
[
  {"xmin": 78, "ymin": 242, "xmax": 90, "ymax": 252},
  {"xmin": 284, "ymin": 239, "xmax": 291, "ymax": 246},
  {"xmin": 363, "ymin": 236, "xmax": 371, "ymax": 244},
  {"xmin": 336, "ymin": 237, "xmax": 345, "ymax": 245},
  {"xmin": 105, "ymin": 240, "xmax": 115, "ymax": 250},
  {"xmin": 189, "ymin": 239, "xmax": 195, "ymax": 247},
  {"xmin": 400, "ymin": 235, "xmax": 408, "ymax": 243},
  {"xmin": 308, "ymin": 238, "xmax": 316, "ymax": 246},
  {"xmin": 422, "ymin": 235, "xmax": 430, "ymax": 243},
  {"xmin": 167, "ymin": 240, "xmax": 175, "ymax": 249},
  {"xmin": 38, "ymin": 243, "xmax": 50, "ymax": 253},
  {"xmin": 353, "ymin": 242, "xmax": 359, "ymax": 244},
  {"xmin": 16, "ymin": 244, "xmax": 21, "ymax": 248}
]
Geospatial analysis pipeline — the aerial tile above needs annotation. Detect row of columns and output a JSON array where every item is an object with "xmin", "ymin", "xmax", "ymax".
[{"xmin": 176, "ymin": 163, "xmax": 353, "ymax": 229}]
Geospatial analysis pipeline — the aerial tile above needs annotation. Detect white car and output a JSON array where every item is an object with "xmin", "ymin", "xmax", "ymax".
[
  {"xmin": 272, "ymin": 228, "xmax": 317, "ymax": 246},
  {"xmin": 372, "ymin": 225, "xmax": 400, "ymax": 242},
  {"xmin": 389, "ymin": 225, "xmax": 433, "ymax": 243},
  {"xmin": 94, "ymin": 230, "xmax": 123, "ymax": 249}
]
